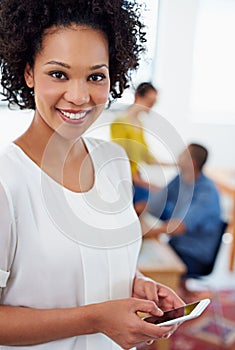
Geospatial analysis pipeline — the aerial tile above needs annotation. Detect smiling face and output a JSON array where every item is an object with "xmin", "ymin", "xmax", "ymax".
[{"xmin": 24, "ymin": 25, "xmax": 110, "ymax": 141}]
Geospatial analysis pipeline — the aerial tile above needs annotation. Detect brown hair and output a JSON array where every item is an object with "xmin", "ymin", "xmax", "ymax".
[{"xmin": 189, "ymin": 143, "xmax": 208, "ymax": 170}]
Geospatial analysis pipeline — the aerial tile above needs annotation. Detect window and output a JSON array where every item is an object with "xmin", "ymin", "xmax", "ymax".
[
  {"xmin": 190, "ymin": 0, "xmax": 235, "ymax": 124},
  {"xmin": 115, "ymin": 0, "xmax": 159, "ymax": 108}
]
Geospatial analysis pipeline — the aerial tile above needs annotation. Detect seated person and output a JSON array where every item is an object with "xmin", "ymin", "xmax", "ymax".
[
  {"xmin": 144, "ymin": 143, "xmax": 222, "ymax": 298},
  {"xmin": 110, "ymin": 82, "xmax": 167, "ymax": 215}
]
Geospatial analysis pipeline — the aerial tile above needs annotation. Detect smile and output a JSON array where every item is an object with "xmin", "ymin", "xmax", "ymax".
[{"xmin": 59, "ymin": 110, "xmax": 87, "ymax": 120}]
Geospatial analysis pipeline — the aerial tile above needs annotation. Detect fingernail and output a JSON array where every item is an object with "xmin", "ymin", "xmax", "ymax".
[{"xmin": 163, "ymin": 333, "xmax": 171, "ymax": 339}]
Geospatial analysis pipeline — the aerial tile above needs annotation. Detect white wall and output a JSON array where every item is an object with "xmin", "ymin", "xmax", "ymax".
[
  {"xmin": 152, "ymin": 0, "xmax": 235, "ymax": 167},
  {"xmin": 0, "ymin": 107, "xmax": 33, "ymax": 149}
]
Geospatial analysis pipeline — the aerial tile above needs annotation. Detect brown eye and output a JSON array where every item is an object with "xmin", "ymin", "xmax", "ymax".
[
  {"xmin": 89, "ymin": 73, "xmax": 106, "ymax": 82},
  {"xmin": 50, "ymin": 71, "xmax": 67, "ymax": 80}
]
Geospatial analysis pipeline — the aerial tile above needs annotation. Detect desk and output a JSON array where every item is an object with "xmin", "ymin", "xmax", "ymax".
[
  {"xmin": 138, "ymin": 238, "xmax": 186, "ymax": 291},
  {"xmin": 138, "ymin": 238, "xmax": 186, "ymax": 350},
  {"xmin": 206, "ymin": 167, "xmax": 235, "ymax": 271}
]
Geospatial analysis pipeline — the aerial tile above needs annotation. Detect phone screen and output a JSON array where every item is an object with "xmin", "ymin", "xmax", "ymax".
[{"xmin": 144, "ymin": 301, "xmax": 200, "ymax": 325}]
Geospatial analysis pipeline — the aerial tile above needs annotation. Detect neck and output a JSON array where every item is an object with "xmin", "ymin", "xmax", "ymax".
[
  {"xmin": 182, "ymin": 169, "xmax": 201, "ymax": 184},
  {"xmin": 14, "ymin": 113, "xmax": 84, "ymax": 167},
  {"xmin": 128, "ymin": 103, "xmax": 144, "ymax": 115}
]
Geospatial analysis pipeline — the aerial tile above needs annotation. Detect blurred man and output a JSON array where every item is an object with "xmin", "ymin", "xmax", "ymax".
[{"xmin": 145, "ymin": 144, "xmax": 222, "ymax": 298}]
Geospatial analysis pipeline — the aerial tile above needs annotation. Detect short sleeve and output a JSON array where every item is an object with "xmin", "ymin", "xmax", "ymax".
[{"xmin": 0, "ymin": 180, "xmax": 16, "ymax": 297}]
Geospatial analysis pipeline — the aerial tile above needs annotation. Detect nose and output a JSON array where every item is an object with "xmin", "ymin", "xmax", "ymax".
[{"xmin": 65, "ymin": 79, "xmax": 90, "ymax": 105}]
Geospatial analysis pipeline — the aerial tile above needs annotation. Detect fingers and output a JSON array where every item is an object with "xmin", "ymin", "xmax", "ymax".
[
  {"xmin": 133, "ymin": 298, "xmax": 163, "ymax": 317},
  {"xmin": 98, "ymin": 298, "xmax": 180, "ymax": 349},
  {"xmin": 156, "ymin": 283, "xmax": 185, "ymax": 310},
  {"xmin": 142, "ymin": 279, "xmax": 160, "ymax": 305},
  {"xmin": 131, "ymin": 299, "xmax": 176, "ymax": 341},
  {"xmin": 140, "ymin": 315, "xmax": 176, "ymax": 339},
  {"xmin": 138, "ymin": 278, "xmax": 184, "ymax": 311},
  {"xmin": 145, "ymin": 329, "xmax": 174, "ymax": 345},
  {"xmin": 141, "ymin": 324, "xmax": 176, "ymax": 347}
]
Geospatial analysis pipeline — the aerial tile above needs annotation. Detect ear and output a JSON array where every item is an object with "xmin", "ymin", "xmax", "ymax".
[
  {"xmin": 192, "ymin": 158, "xmax": 198, "ymax": 170},
  {"xmin": 24, "ymin": 63, "xmax": 34, "ymax": 88}
]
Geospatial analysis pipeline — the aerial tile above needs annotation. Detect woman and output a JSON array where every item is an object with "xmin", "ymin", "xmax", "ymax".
[
  {"xmin": 0, "ymin": 1, "xmax": 184, "ymax": 349},
  {"xmin": 110, "ymin": 82, "xmax": 159, "ymax": 215}
]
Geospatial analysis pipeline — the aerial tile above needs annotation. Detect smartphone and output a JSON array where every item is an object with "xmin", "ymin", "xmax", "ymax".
[{"xmin": 143, "ymin": 298, "xmax": 210, "ymax": 326}]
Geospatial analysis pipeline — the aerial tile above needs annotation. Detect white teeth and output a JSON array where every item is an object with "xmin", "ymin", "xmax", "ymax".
[{"xmin": 61, "ymin": 110, "xmax": 87, "ymax": 120}]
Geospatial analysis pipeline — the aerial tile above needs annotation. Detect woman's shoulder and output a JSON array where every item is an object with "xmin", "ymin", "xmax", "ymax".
[
  {"xmin": 0, "ymin": 143, "xmax": 18, "ymax": 167},
  {"xmin": 0, "ymin": 143, "xmax": 29, "ymax": 185}
]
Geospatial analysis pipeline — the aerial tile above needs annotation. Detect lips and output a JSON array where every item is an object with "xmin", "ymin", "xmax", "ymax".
[{"xmin": 57, "ymin": 108, "xmax": 91, "ymax": 124}]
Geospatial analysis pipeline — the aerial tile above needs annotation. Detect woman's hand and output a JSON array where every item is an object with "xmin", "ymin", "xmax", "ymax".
[
  {"xmin": 133, "ymin": 271, "xmax": 184, "ymax": 310},
  {"xmin": 91, "ymin": 273, "xmax": 185, "ymax": 348},
  {"xmin": 131, "ymin": 271, "xmax": 185, "ymax": 346},
  {"xmin": 93, "ymin": 297, "xmax": 179, "ymax": 349}
]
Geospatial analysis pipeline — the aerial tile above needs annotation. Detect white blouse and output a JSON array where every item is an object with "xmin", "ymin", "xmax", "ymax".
[{"xmin": 0, "ymin": 138, "xmax": 142, "ymax": 350}]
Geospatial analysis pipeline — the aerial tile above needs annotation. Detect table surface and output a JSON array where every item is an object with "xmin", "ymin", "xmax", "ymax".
[
  {"xmin": 205, "ymin": 167, "xmax": 235, "ymax": 191},
  {"xmin": 137, "ymin": 238, "xmax": 186, "ymax": 350},
  {"xmin": 138, "ymin": 238, "xmax": 186, "ymax": 274}
]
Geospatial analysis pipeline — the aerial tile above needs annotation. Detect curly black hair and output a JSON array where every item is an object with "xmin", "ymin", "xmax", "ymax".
[{"xmin": 0, "ymin": 0, "xmax": 146, "ymax": 109}]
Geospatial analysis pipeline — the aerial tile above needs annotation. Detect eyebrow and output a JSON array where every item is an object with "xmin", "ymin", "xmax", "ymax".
[{"xmin": 45, "ymin": 61, "xmax": 109, "ymax": 70}]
